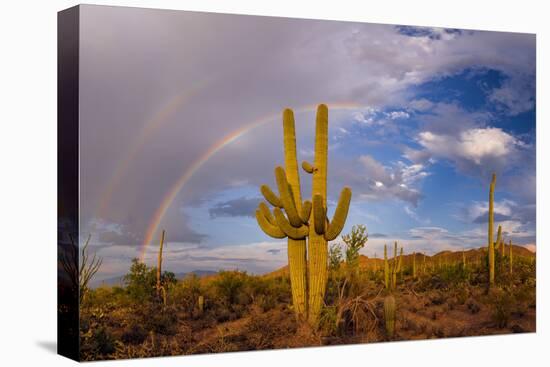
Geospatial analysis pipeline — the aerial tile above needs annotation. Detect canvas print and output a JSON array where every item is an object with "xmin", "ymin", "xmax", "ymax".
[{"xmin": 58, "ymin": 4, "xmax": 536, "ymax": 361}]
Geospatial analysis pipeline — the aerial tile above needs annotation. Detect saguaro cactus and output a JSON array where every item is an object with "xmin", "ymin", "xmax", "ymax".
[
  {"xmin": 488, "ymin": 173, "xmax": 496, "ymax": 286},
  {"xmin": 384, "ymin": 295, "xmax": 396, "ymax": 338},
  {"xmin": 197, "ymin": 295, "xmax": 204, "ymax": 314},
  {"xmin": 384, "ymin": 244, "xmax": 390, "ymax": 289},
  {"xmin": 255, "ymin": 105, "xmax": 352, "ymax": 325},
  {"xmin": 509, "ymin": 240, "xmax": 513, "ymax": 275},
  {"xmin": 385, "ymin": 242, "xmax": 403, "ymax": 290},
  {"xmin": 156, "ymin": 229, "xmax": 166, "ymax": 305}
]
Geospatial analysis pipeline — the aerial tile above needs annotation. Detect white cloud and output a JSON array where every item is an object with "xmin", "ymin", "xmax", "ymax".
[
  {"xmin": 408, "ymin": 98, "xmax": 435, "ymax": 112},
  {"xmin": 488, "ymin": 74, "xmax": 535, "ymax": 116},
  {"xmin": 385, "ymin": 110, "xmax": 410, "ymax": 119},
  {"xmin": 404, "ymin": 206, "xmax": 430, "ymax": 224},
  {"xmin": 355, "ymin": 155, "xmax": 427, "ymax": 206},
  {"xmin": 416, "ymin": 127, "xmax": 521, "ymax": 175}
]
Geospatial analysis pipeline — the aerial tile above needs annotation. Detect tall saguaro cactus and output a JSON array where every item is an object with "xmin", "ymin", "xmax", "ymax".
[
  {"xmin": 255, "ymin": 105, "xmax": 352, "ymax": 325},
  {"xmin": 156, "ymin": 229, "xmax": 167, "ymax": 305},
  {"xmin": 509, "ymin": 240, "xmax": 513, "ymax": 275},
  {"xmin": 488, "ymin": 173, "xmax": 496, "ymax": 287}
]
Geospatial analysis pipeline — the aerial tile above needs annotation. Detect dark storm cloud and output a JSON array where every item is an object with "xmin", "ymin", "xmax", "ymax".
[{"xmin": 208, "ymin": 197, "xmax": 261, "ymax": 219}]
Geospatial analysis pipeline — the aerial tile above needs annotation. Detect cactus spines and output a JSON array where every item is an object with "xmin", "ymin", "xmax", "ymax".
[
  {"xmin": 254, "ymin": 105, "xmax": 352, "ymax": 325},
  {"xmin": 488, "ymin": 173, "xmax": 496, "ymax": 286},
  {"xmin": 384, "ymin": 295, "xmax": 396, "ymax": 338}
]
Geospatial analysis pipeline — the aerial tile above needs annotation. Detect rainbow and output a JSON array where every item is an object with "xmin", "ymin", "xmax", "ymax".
[
  {"xmin": 139, "ymin": 102, "xmax": 362, "ymax": 260},
  {"xmin": 95, "ymin": 79, "xmax": 210, "ymax": 219}
]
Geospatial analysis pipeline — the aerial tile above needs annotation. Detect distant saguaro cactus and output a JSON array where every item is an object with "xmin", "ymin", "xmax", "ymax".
[
  {"xmin": 509, "ymin": 240, "xmax": 513, "ymax": 275},
  {"xmin": 384, "ymin": 244, "xmax": 390, "ymax": 289},
  {"xmin": 197, "ymin": 295, "xmax": 204, "ymax": 314},
  {"xmin": 488, "ymin": 173, "xmax": 496, "ymax": 287},
  {"xmin": 412, "ymin": 252, "xmax": 416, "ymax": 279},
  {"xmin": 384, "ymin": 242, "xmax": 403, "ymax": 290},
  {"xmin": 255, "ymin": 105, "xmax": 352, "ymax": 325},
  {"xmin": 156, "ymin": 230, "xmax": 167, "ymax": 305}
]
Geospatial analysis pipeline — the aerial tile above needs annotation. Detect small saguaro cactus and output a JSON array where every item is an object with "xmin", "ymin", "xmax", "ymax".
[
  {"xmin": 495, "ymin": 225, "xmax": 502, "ymax": 251},
  {"xmin": 422, "ymin": 253, "xmax": 427, "ymax": 274},
  {"xmin": 509, "ymin": 240, "xmax": 513, "ymax": 275},
  {"xmin": 255, "ymin": 105, "xmax": 352, "ymax": 325},
  {"xmin": 384, "ymin": 244, "xmax": 390, "ymax": 289},
  {"xmin": 384, "ymin": 295, "xmax": 396, "ymax": 338},
  {"xmin": 197, "ymin": 295, "xmax": 204, "ymax": 314},
  {"xmin": 488, "ymin": 173, "xmax": 496, "ymax": 287},
  {"xmin": 385, "ymin": 242, "xmax": 403, "ymax": 290},
  {"xmin": 462, "ymin": 249, "xmax": 466, "ymax": 269}
]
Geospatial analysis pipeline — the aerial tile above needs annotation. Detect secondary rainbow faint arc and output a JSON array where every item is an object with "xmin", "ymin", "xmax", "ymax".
[
  {"xmin": 95, "ymin": 80, "xmax": 210, "ymax": 219},
  {"xmin": 139, "ymin": 102, "xmax": 362, "ymax": 260}
]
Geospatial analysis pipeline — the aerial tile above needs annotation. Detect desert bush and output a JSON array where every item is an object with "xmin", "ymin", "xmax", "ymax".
[
  {"xmin": 243, "ymin": 308, "xmax": 298, "ymax": 349},
  {"xmin": 81, "ymin": 325, "xmax": 115, "ymax": 359},
  {"xmin": 133, "ymin": 303, "xmax": 179, "ymax": 335},
  {"xmin": 246, "ymin": 276, "xmax": 291, "ymax": 311},
  {"xmin": 488, "ymin": 288, "xmax": 515, "ymax": 328},
  {"xmin": 211, "ymin": 270, "xmax": 250, "ymax": 306},
  {"xmin": 121, "ymin": 323, "xmax": 148, "ymax": 345},
  {"xmin": 124, "ymin": 258, "xmax": 157, "ymax": 304},
  {"xmin": 172, "ymin": 274, "xmax": 203, "ymax": 314}
]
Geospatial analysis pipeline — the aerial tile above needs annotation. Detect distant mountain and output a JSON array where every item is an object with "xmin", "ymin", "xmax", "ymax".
[
  {"xmin": 264, "ymin": 245, "xmax": 535, "ymax": 277},
  {"xmin": 91, "ymin": 270, "xmax": 218, "ymax": 288}
]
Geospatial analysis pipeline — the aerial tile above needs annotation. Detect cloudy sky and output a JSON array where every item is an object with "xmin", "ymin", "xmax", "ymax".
[{"xmin": 77, "ymin": 5, "xmax": 536, "ymax": 281}]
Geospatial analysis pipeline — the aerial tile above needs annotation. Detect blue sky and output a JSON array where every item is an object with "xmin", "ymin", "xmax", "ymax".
[{"xmin": 77, "ymin": 6, "xmax": 535, "ymax": 280}]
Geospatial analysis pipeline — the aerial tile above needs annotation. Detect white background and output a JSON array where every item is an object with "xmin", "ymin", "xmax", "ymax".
[{"xmin": 0, "ymin": 0, "xmax": 546, "ymax": 366}]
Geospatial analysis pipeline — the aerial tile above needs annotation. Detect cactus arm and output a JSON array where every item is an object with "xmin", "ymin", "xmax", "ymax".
[
  {"xmin": 258, "ymin": 202, "xmax": 277, "ymax": 226},
  {"xmin": 324, "ymin": 187, "xmax": 352, "ymax": 241},
  {"xmin": 312, "ymin": 194, "xmax": 326, "ymax": 235},
  {"xmin": 312, "ymin": 104, "xmax": 328, "ymax": 199},
  {"xmin": 282, "ymin": 109, "xmax": 303, "ymax": 214},
  {"xmin": 261, "ymin": 184, "xmax": 282, "ymax": 208},
  {"xmin": 302, "ymin": 161, "xmax": 316, "ymax": 174},
  {"xmin": 274, "ymin": 166, "xmax": 302, "ymax": 227},
  {"xmin": 255, "ymin": 209, "xmax": 286, "ymax": 238},
  {"xmin": 301, "ymin": 200, "xmax": 312, "ymax": 223},
  {"xmin": 273, "ymin": 208, "xmax": 309, "ymax": 240}
]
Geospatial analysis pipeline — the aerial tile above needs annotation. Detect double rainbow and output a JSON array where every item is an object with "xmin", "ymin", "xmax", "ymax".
[{"xmin": 138, "ymin": 102, "xmax": 361, "ymax": 260}]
